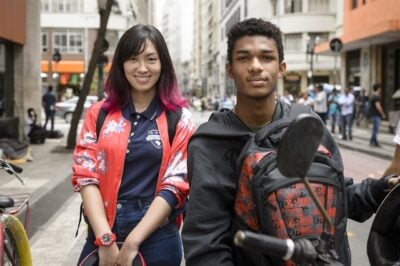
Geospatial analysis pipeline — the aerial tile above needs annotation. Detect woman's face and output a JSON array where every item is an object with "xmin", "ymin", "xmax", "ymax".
[{"xmin": 123, "ymin": 41, "xmax": 161, "ymax": 94}]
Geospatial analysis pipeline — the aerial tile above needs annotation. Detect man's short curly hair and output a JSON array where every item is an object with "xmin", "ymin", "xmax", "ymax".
[{"xmin": 227, "ymin": 18, "xmax": 284, "ymax": 64}]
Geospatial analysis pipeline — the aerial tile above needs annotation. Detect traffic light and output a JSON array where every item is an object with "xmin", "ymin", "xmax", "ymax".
[{"xmin": 52, "ymin": 49, "xmax": 62, "ymax": 63}]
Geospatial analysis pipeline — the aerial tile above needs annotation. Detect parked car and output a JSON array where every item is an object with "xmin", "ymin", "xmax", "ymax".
[{"xmin": 55, "ymin": 96, "xmax": 98, "ymax": 123}]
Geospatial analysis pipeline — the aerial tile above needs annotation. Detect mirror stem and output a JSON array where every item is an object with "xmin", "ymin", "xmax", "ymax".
[{"xmin": 303, "ymin": 177, "xmax": 332, "ymax": 232}]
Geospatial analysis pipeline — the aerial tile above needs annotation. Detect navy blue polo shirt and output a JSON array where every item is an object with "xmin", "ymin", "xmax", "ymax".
[{"xmin": 118, "ymin": 98, "xmax": 177, "ymax": 208}]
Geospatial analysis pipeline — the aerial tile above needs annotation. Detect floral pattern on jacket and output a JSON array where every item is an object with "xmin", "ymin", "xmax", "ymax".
[{"xmin": 72, "ymin": 100, "xmax": 196, "ymax": 227}]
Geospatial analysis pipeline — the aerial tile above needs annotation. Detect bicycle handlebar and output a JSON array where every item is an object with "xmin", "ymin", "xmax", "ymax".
[
  {"xmin": 234, "ymin": 230, "xmax": 343, "ymax": 266},
  {"xmin": 0, "ymin": 159, "xmax": 25, "ymax": 184}
]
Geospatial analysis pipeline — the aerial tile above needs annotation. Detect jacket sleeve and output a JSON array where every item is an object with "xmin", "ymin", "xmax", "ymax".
[
  {"xmin": 182, "ymin": 136, "xmax": 238, "ymax": 266},
  {"xmin": 71, "ymin": 104, "xmax": 100, "ymax": 191},
  {"xmin": 346, "ymin": 175, "xmax": 390, "ymax": 222},
  {"xmin": 157, "ymin": 108, "xmax": 196, "ymax": 208}
]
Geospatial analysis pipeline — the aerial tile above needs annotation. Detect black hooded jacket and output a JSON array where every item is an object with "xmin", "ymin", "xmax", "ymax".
[{"xmin": 182, "ymin": 100, "xmax": 389, "ymax": 266}]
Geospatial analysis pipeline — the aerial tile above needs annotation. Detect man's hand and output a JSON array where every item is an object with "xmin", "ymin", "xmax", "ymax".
[{"xmin": 388, "ymin": 175, "xmax": 400, "ymax": 190}]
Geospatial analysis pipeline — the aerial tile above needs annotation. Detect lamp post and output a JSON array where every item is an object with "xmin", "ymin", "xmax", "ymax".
[{"xmin": 306, "ymin": 36, "xmax": 319, "ymax": 86}]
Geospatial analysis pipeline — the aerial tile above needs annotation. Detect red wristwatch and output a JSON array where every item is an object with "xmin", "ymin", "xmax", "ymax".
[{"xmin": 94, "ymin": 232, "xmax": 116, "ymax": 246}]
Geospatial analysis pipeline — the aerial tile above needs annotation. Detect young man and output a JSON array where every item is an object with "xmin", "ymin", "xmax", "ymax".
[
  {"xmin": 369, "ymin": 83, "xmax": 386, "ymax": 147},
  {"xmin": 181, "ymin": 18, "xmax": 400, "ymax": 266},
  {"xmin": 42, "ymin": 85, "xmax": 57, "ymax": 132}
]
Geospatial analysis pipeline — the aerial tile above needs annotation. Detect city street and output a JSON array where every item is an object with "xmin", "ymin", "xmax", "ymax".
[{"xmin": 26, "ymin": 109, "xmax": 392, "ymax": 265}]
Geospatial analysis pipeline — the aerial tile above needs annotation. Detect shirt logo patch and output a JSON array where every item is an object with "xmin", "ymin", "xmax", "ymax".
[{"xmin": 146, "ymin": 129, "xmax": 162, "ymax": 149}]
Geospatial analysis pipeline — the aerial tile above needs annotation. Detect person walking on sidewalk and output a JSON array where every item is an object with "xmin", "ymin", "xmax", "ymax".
[
  {"xmin": 328, "ymin": 88, "xmax": 340, "ymax": 134},
  {"xmin": 313, "ymin": 83, "xmax": 328, "ymax": 124},
  {"xmin": 369, "ymin": 83, "xmax": 386, "ymax": 147},
  {"xmin": 72, "ymin": 24, "xmax": 195, "ymax": 266},
  {"xmin": 42, "ymin": 85, "xmax": 57, "ymax": 132},
  {"xmin": 181, "ymin": 18, "xmax": 400, "ymax": 266},
  {"xmin": 338, "ymin": 86, "xmax": 355, "ymax": 140}
]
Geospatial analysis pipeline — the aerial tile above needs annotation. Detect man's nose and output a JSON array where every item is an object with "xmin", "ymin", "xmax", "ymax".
[{"xmin": 248, "ymin": 58, "xmax": 262, "ymax": 72}]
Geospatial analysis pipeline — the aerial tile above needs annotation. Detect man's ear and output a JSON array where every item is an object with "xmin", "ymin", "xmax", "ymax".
[
  {"xmin": 226, "ymin": 63, "xmax": 233, "ymax": 79},
  {"xmin": 278, "ymin": 61, "xmax": 287, "ymax": 78}
]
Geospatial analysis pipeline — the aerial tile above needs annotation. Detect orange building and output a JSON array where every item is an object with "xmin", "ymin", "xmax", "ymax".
[{"xmin": 317, "ymin": 0, "xmax": 400, "ymax": 113}]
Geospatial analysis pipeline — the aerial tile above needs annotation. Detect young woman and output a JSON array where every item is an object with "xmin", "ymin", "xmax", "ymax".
[{"xmin": 72, "ymin": 24, "xmax": 195, "ymax": 266}]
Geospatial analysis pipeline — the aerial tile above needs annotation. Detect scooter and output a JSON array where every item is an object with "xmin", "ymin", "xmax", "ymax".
[{"xmin": 234, "ymin": 114, "xmax": 400, "ymax": 265}]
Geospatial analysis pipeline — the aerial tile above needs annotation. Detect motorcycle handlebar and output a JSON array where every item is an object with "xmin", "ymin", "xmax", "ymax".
[
  {"xmin": 234, "ymin": 230, "xmax": 322, "ymax": 263},
  {"xmin": 234, "ymin": 230, "xmax": 296, "ymax": 261},
  {"xmin": 0, "ymin": 159, "xmax": 23, "ymax": 174}
]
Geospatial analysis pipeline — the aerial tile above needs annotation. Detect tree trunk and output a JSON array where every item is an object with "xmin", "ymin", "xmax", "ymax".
[{"xmin": 66, "ymin": 0, "xmax": 113, "ymax": 149}]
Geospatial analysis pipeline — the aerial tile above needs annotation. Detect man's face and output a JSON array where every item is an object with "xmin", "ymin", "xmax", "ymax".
[{"xmin": 226, "ymin": 35, "xmax": 286, "ymax": 100}]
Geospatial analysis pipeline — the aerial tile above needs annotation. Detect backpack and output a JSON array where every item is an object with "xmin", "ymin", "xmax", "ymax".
[
  {"xmin": 75, "ymin": 107, "xmax": 183, "ymax": 237},
  {"xmin": 195, "ymin": 103, "xmax": 346, "ymax": 265}
]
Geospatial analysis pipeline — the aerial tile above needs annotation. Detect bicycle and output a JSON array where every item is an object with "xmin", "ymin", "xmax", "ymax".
[{"xmin": 0, "ymin": 159, "xmax": 32, "ymax": 266}]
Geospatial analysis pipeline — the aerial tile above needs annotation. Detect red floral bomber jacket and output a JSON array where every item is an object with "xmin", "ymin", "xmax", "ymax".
[{"xmin": 72, "ymin": 101, "xmax": 196, "ymax": 227}]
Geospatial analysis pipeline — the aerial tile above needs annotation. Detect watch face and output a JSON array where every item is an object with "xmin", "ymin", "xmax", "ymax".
[{"xmin": 101, "ymin": 233, "xmax": 112, "ymax": 245}]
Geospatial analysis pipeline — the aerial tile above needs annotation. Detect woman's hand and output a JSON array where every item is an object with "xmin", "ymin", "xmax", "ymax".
[
  {"xmin": 98, "ymin": 243, "xmax": 119, "ymax": 266},
  {"xmin": 115, "ymin": 240, "xmax": 139, "ymax": 266}
]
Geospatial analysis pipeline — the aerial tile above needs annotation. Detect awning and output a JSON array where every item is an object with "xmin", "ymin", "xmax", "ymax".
[
  {"xmin": 316, "ymin": 19, "xmax": 400, "ymax": 55},
  {"xmin": 41, "ymin": 60, "xmax": 112, "ymax": 74},
  {"xmin": 41, "ymin": 60, "xmax": 84, "ymax": 73}
]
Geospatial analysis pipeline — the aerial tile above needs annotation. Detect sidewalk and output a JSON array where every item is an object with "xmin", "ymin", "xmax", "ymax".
[{"xmin": 333, "ymin": 121, "xmax": 396, "ymax": 161}]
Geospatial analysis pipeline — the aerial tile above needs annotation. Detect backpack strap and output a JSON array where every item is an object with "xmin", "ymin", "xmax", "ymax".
[
  {"xmin": 255, "ymin": 103, "xmax": 312, "ymax": 145},
  {"xmin": 96, "ymin": 108, "xmax": 108, "ymax": 141},
  {"xmin": 166, "ymin": 108, "xmax": 182, "ymax": 145}
]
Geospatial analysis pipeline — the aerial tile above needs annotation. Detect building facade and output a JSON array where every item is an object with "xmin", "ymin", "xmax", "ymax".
[
  {"xmin": 0, "ymin": 0, "xmax": 41, "ymax": 139},
  {"xmin": 317, "ymin": 0, "xmax": 400, "ymax": 114},
  {"xmin": 40, "ymin": 0, "xmax": 151, "ymax": 100},
  {"xmin": 193, "ymin": 0, "xmax": 339, "ymax": 100}
]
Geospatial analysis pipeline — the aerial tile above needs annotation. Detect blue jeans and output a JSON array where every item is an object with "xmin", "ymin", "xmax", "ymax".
[
  {"xmin": 341, "ymin": 114, "xmax": 353, "ymax": 140},
  {"xmin": 370, "ymin": 115, "xmax": 381, "ymax": 145},
  {"xmin": 78, "ymin": 197, "xmax": 182, "ymax": 266}
]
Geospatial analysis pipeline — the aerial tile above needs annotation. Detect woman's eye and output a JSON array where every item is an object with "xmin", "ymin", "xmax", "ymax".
[{"xmin": 148, "ymin": 57, "xmax": 158, "ymax": 62}]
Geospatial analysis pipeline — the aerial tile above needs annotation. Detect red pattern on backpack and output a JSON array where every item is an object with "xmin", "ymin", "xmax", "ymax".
[{"xmin": 234, "ymin": 151, "xmax": 273, "ymax": 231}]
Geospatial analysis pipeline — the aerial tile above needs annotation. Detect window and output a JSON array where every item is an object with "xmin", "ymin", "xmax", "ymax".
[
  {"xmin": 308, "ymin": 32, "xmax": 329, "ymax": 44},
  {"xmin": 284, "ymin": 34, "xmax": 302, "ymax": 52},
  {"xmin": 41, "ymin": 0, "xmax": 83, "ymax": 13},
  {"xmin": 352, "ymin": 0, "xmax": 358, "ymax": 9},
  {"xmin": 225, "ymin": 8, "xmax": 240, "ymax": 36},
  {"xmin": 53, "ymin": 30, "xmax": 84, "ymax": 53},
  {"xmin": 309, "ymin": 0, "xmax": 329, "ymax": 12},
  {"xmin": 284, "ymin": 0, "xmax": 302, "ymax": 14},
  {"xmin": 42, "ymin": 31, "xmax": 48, "ymax": 52}
]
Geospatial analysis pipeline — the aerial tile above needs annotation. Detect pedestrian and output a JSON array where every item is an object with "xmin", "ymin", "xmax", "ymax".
[
  {"xmin": 181, "ymin": 18, "xmax": 400, "ymax": 266},
  {"xmin": 313, "ymin": 83, "xmax": 328, "ymax": 124},
  {"xmin": 338, "ymin": 86, "xmax": 355, "ymax": 140},
  {"xmin": 369, "ymin": 83, "xmax": 386, "ymax": 147},
  {"xmin": 42, "ymin": 85, "xmax": 57, "ymax": 132},
  {"xmin": 355, "ymin": 88, "xmax": 369, "ymax": 126},
  {"xmin": 72, "ymin": 24, "xmax": 195, "ymax": 266},
  {"xmin": 328, "ymin": 88, "xmax": 340, "ymax": 134},
  {"xmin": 384, "ymin": 121, "xmax": 400, "ymax": 175}
]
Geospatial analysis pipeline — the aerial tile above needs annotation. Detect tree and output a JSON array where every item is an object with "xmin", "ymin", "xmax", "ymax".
[{"xmin": 66, "ymin": 0, "xmax": 113, "ymax": 149}]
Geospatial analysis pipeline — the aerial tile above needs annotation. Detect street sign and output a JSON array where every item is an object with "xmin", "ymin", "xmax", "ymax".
[{"xmin": 330, "ymin": 38, "xmax": 343, "ymax": 52}]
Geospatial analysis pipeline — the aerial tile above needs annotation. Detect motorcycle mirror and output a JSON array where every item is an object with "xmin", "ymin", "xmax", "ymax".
[{"xmin": 277, "ymin": 114, "xmax": 324, "ymax": 178}]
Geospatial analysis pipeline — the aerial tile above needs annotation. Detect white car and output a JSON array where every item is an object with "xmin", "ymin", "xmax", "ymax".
[{"xmin": 55, "ymin": 96, "xmax": 98, "ymax": 123}]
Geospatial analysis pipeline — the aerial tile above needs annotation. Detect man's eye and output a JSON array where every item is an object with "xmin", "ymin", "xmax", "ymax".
[{"xmin": 237, "ymin": 56, "xmax": 247, "ymax": 61}]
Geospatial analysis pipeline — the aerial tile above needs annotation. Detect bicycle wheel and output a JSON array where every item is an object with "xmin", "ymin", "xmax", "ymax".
[{"xmin": 1, "ymin": 214, "xmax": 32, "ymax": 266}]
